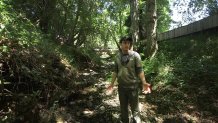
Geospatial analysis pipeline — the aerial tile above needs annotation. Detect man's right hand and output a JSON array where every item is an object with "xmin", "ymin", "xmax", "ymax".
[
  {"xmin": 105, "ymin": 84, "xmax": 114, "ymax": 95},
  {"xmin": 107, "ymin": 84, "xmax": 113, "ymax": 90}
]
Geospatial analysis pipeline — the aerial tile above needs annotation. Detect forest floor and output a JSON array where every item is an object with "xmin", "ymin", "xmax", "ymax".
[{"xmin": 40, "ymin": 52, "xmax": 218, "ymax": 123}]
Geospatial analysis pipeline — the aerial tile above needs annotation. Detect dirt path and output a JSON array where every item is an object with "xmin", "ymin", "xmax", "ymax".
[
  {"xmin": 58, "ymin": 54, "xmax": 157, "ymax": 123},
  {"xmin": 48, "ymin": 53, "xmax": 218, "ymax": 123}
]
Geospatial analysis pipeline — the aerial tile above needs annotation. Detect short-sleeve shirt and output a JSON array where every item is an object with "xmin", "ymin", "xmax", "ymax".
[{"xmin": 113, "ymin": 50, "xmax": 143, "ymax": 88}]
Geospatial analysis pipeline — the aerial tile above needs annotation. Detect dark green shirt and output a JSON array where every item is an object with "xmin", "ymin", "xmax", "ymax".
[{"xmin": 114, "ymin": 50, "xmax": 143, "ymax": 87}]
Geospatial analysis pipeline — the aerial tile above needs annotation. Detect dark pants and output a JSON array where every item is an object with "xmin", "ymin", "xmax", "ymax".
[{"xmin": 118, "ymin": 86, "xmax": 141, "ymax": 123}]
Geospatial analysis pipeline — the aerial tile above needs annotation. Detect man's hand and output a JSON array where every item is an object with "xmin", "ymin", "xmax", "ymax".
[
  {"xmin": 105, "ymin": 84, "xmax": 114, "ymax": 95},
  {"xmin": 107, "ymin": 84, "xmax": 113, "ymax": 90},
  {"xmin": 142, "ymin": 82, "xmax": 151, "ymax": 94},
  {"xmin": 138, "ymin": 72, "xmax": 151, "ymax": 94}
]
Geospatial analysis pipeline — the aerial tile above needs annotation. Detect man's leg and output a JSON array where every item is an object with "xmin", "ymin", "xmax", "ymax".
[
  {"xmin": 129, "ymin": 89, "xmax": 141, "ymax": 123},
  {"xmin": 118, "ymin": 87, "xmax": 129, "ymax": 123}
]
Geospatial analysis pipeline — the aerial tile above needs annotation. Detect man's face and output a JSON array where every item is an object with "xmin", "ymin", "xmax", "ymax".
[{"xmin": 121, "ymin": 40, "xmax": 131, "ymax": 51}]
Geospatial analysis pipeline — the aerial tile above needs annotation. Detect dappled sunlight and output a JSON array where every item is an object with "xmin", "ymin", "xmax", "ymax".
[
  {"xmin": 81, "ymin": 69, "xmax": 99, "ymax": 76},
  {"xmin": 158, "ymin": 65, "xmax": 172, "ymax": 77},
  {"xmin": 100, "ymin": 53, "xmax": 110, "ymax": 59},
  {"xmin": 80, "ymin": 87, "xmax": 97, "ymax": 95},
  {"xmin": 182, "ymin": 112, "xmax": 199, "ymax": 122},
  {"xmin": 82, "ymin": 109, "xmax": 95, "ymax": 117},
  {"xmin": 60, "ymin": 58, "xmax": 72, "ymax": 67},
  {"xmin": 1, "ymin": 0, "xmax": 218, "ymax": 122},
  {"xmin": 103, "ymin": 91, "xmax": 119, "ymax": 107}
]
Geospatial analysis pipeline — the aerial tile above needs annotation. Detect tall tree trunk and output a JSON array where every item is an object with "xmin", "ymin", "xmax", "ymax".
[
  {"xmin": 130, "ymin": 0, "xmax": 139, "ymax": 50},
  {"xmin": 119, "ymin": 11, "xmax": 123, "ymax": 35},
  {"xmin": 145, "ymin": 0, "xmax": 158, "ymax": 58},
  {"xmin": 39, "ymin": 0, "xmax": 57, "ymax": 33}
]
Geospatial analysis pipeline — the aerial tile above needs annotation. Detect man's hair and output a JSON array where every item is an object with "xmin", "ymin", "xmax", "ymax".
[{"xmin": 119, "ymin": 36, "xmax": 133, "ymax": 46}]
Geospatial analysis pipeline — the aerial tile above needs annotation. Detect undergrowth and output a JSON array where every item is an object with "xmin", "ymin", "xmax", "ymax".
[
  {"xmin": 0, "ymin": 1, "xmax": 96, "ymax": 122},
  {"xmin": 143, "ymin": 29, "xmax": 218, "ymax": 118}
]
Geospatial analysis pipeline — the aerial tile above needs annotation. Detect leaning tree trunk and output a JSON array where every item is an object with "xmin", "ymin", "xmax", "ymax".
[
  {"xmin": 130, "ymin": 0, "xmax": 139, "ymax": 50},
  {"xmin": 145, "ymin": 0, "xmax": 158, "ymax": 58}
]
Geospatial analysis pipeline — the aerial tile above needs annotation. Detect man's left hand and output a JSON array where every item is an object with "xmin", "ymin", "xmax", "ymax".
[{"xmin": 142, "ymin": 83, "xmax": 151, "ymax": 94}]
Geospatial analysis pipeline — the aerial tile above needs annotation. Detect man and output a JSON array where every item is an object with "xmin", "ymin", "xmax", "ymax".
[{"xmin": 107, "ymin": 36, "xmax": 151, "ymax": 123}]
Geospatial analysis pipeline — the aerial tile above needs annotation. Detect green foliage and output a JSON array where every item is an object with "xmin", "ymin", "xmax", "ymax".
[
  {"xmin": 0, "ymin": 2, "xmax": 55, "ymax": 105},
  {"xmin": 156, "ymin": 0, "xmax": 171, "ymax": 32},
  {"xmin": 1, "ymin": 0, "xmax": 217, "ymax": 121},
  {"xmin": 145, "ymin": 28, "xmax": 218, "ymax": 88},
  {"xmin": 189, "ymin": 0, "xmax": 218, "ymax": 15},
  {"xmin": 144, "ymin": 28, "xmax": 218, "ymax": 115},
  {"xmin": 0, "ymin": 1, "xmax": 80, "ymax": 122},
  {"xmin": 143, "ymin": 53, "xmax": 175, "ymax": 88},
  {"xmin": 0, "ymin": 1, "xmax": 42, "ymax": 50},
  {"xmin": 125, "ymin": 0, "xmax": 171, "ymax": 38},
  {"xmin": 172, "ymin": 0, "xmax": 218, "ymax": 27}
]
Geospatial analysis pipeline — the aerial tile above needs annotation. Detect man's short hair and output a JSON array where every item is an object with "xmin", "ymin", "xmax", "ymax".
[{"xmin": 119, "ymin": 36, "xmax": 133, "ymax": 44}]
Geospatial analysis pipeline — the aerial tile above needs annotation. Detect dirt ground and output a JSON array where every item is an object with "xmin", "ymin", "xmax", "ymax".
[{"xmin": 43, "ymin": 54, "xmax": 217, "ymax": 123}]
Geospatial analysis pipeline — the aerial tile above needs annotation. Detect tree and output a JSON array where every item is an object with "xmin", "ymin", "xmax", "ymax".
[
  {"xmin": 9, "ymin": 0, "xmax": 57, "ymax": 33},
  {"xmin": 125, "ymin": 0, "xmax": 171, "ymax": 54},
  {"xmin": 130, "ymin": 0, "xmax": 139, "ymax": 50},
  {"xmin": 189, "ymin": 0, "xmax": 218, "ymax": 15},
  {"xmin": 145, "ymin": 0, "xmax": 158, "ymax": 58},
  {"xmin": 206, "ymin": 0, "xmax": 218, "ymax": 15},
  {"xmin": 172, "ymin": 0, "xmax": 218, "ymax": 28},
  {"xmin": 156, "ymin": 0, "xmax": 171, "ymax": 33}
]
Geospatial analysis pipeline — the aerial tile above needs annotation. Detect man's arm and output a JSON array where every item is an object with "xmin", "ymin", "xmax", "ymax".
[
  {"xmin": 138, "ymin": 71, "xmax": 151, "ymax": 94},
  {"xmin": 138, "ymin": 71, "xmax": 147, "ymax": 84},
  {"xmin": 108, "ymin": 72, "xmax": 117, "ymax": 89},
  {"xmin": 106, "ymin": 72, "xmax": 117, "ymax": 96}
]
